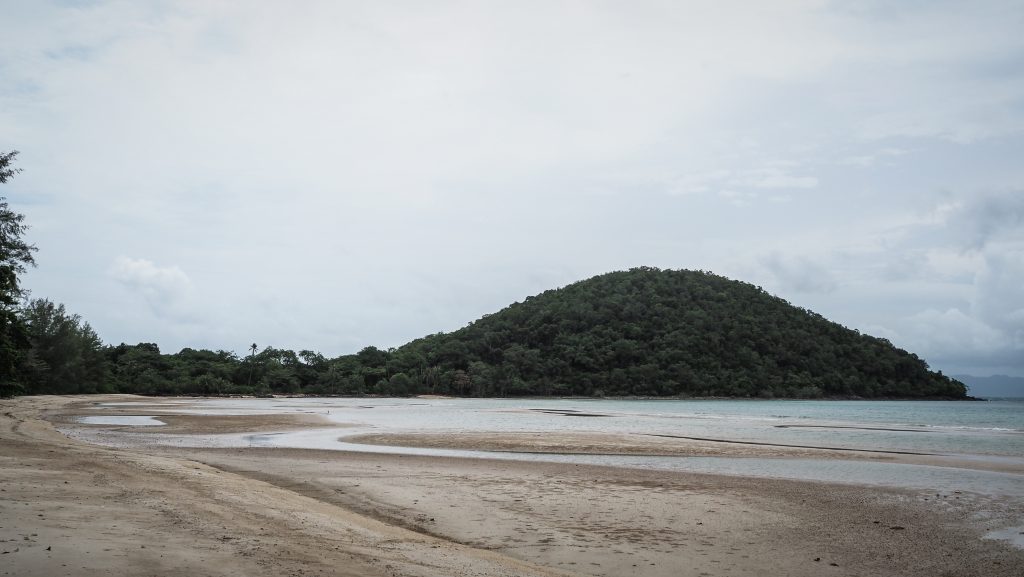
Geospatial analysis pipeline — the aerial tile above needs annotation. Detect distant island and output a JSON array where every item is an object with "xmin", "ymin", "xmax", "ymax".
[{"xmin": 9, "ymin": 267, "xmax": 968, "ymax": 399}]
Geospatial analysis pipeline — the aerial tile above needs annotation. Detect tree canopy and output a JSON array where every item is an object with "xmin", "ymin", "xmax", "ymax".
[
  {"xmin": 1, "ymin": 151, "xmax": 37, "ymax": 396},
  {"xmin": 383, "ymin": 268, "xmax": 966, "ymax": 399}
]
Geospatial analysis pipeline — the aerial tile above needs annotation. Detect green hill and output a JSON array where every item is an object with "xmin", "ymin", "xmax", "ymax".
[
  {"xmin": 11, "ymin": 267, "xmax": 968, "ymax": 399},
  {"xmin": 391, "ymin": 267, "xmax": 967, "ymax": 399}
]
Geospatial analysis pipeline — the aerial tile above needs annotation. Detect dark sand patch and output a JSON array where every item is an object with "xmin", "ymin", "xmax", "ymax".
[
  {"xmin": 528, "ymin": 408, "xmax": 612, "ymax": 418},
  {"xmin": 341, "ymin": 431, "xmax": 887, "ymax": 460},
  {"xmin": 775, "ymin": 424, "xmax": 933, "ymax": 433},
  {"xmin": 642, "ymin": 433, "xmax": 935, "ymax": 455}
]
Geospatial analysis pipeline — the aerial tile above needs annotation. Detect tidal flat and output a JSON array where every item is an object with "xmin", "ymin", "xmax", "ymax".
[{"xmin": 2, "ymin": 395, "xmax": 1022, "ymax": 577}]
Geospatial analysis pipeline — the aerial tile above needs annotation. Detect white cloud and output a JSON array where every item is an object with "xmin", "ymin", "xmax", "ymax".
[
  {"xmin": 838, "ymin": 147, "xmax": 910, "ymax": 167},
  {"xmin": 740, "ymin": 169, "xmax": 819, "ymax": 190},
  {"xmin": 668, "ymin": 165, "xmax": 818, "ymax": 201},
  {"xmin": 668, "ymin": 170, "xmax": 732, "ymax": 196},
  {"xmin": 109, "ymin": 256, "xmax": 193, "ymax": 315},
  {"xmin": 717, "ymin": 189, "xmax": 757, "ymax": 208}
]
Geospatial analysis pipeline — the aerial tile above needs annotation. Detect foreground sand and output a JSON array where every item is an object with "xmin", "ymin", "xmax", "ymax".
[{"xmin": 2, "ymin": 395, "xmax": 1022, "ymax": 577}]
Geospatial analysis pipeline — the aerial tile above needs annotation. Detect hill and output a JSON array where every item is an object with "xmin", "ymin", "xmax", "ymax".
[
  {"xmin": 10, "ymin": 267, "xmax": 968, "ymax": 399},
  {"xmin": 390, "ymin": 267, "xmax": 967, "ymax": 399}
]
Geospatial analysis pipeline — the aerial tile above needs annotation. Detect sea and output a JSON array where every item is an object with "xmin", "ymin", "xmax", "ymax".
[{"xmin": 79, "ymin": 397, "xmax": 1024, "ymax": 501}]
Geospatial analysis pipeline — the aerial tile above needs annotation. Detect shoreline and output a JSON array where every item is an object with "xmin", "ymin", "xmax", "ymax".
[
  {"xmin": 3, "ymin": 395, "xmax": 1023, "ymax": 577},
  {"xmin": 60, "ymin": 394, "xmax": 1024, "ymax": 475},
  {"xmin": 97, "ymin": 392, "xmax": 989, "ymax": 401}
]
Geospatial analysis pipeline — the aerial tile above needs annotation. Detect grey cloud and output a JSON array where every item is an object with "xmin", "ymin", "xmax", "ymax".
[
  {"xmin": 879, "ymin": 251, "xmax": 929, "ymax": 282},
  {"xmin": 852, "ymin": 194, "xmax": 1024, "ymax": 374},
  {"xmin": 957, "ymin": 192, "xmax": 1024, "ymax": 249},
  {"xmin": 896, "ymin": 307, "xmax": 1012, "ymax": 369},
  {"xmin": 972, "ymin": 250, "xmax": 1024, "ymax": 333},
  {"xmin": 759, "ymin": 253, "xmax": 838, "ymax": 295}
]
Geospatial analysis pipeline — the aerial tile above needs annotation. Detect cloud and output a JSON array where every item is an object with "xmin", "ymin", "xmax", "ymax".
[
  {"xmin": 890, "ymin": 257, "xmax": 1023, "ymax": 373},
  {"xmin": 837, "ymin": 147, "xmax": 909, "ymax": 167},
  {"xmin": 737, "ymin": 167, "xmax": 819, "ymax": 190},
  {"xmin": 973, "ymin": 250, "xmax": 1024, "ymax": 333},
  {"xmin": 898, "ymin": 307, "xmax": 1006, "ymax": 363},
  {"xmin": 717, "ymin": 190, "xmax": 757, "ymax": 207},
  {"xmin": 668, "ymin": 166, "xmax": 818, "ymax": 202},
  {"xmin": 668, "ymin": 170, "xmax": 731, "ymax": 196},
  {"xmin": 109, "ymin": 256, "xmax": 193, "ymax": 315},
  {"xmin": 955, "ymin": 192, "xmax": 1024, "ymax": 250},
  {"xmin": 839, "ymin": 191, "xmax": 1024, "ymax": 373},
  {"xmin": 759, "ymin": 253, "xmax": 838, "ymax": 294}
]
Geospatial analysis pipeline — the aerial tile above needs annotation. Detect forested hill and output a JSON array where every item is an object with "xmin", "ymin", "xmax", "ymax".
[
  {"xmin": 6, "ymin": 268, "xmax": 968, "ymax": 399},
  {"xmin": 395, "ymin": 268, "xmax": 967, "ymax": 399}
]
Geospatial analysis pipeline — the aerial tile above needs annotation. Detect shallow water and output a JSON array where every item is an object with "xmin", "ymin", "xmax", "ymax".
[
  {"xmin": 985, "ymin": 525, "xmax": 1024, "ymax": 549},
  {"xmin": 228, "ymin": 429, "xmax": 1024, "ymax": 499},
  {"xmin": 76, "ymin": 415, "xmax": 165, "ymax": 426},
  {"xmin": 169, "ymin": 397, "xmax": 1024, "ymax": 456},
  {"xmin": 72, "ymin": 397, "xmax": 1024, "ymax": 499},
  {"xmin": 57, "ymin": 396, "xmax": 1024, "ymax": 554}
]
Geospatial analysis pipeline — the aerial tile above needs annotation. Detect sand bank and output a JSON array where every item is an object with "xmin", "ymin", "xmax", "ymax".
[
  {"xmin": 3, "ymin": 395, "xmax": 1023, "ymax": 577},
  {"xmin": 344, "ymin": 431, "xmax": 1024, "ymax": 474},
  {"xmin": 343, "ymin": 430, "xmax": 899, "ymax": 459}
]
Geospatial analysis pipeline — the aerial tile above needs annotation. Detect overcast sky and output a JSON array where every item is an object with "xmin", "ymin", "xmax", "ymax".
[{"xmin": 2, "ymin": 0, "xmax": 1022, "ymax": 376}]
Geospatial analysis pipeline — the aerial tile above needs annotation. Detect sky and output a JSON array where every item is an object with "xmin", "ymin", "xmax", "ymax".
[{"xmin": 1, "ymin": 0, "xmax": 1022, "ymax": 376}]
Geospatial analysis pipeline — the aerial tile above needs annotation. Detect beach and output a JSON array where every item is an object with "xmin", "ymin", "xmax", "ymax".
[{"xmin": 2, "ymin": 395, "xmax": 1023, "ymax": 576}]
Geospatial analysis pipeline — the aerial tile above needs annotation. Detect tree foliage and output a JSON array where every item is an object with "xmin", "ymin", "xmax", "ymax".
[
  {"xmin": 389, "ymin": 268, "xmax": 967, "ymax": 399},
  {"xmin": 1, "ymin": 151, "xmax": 36, "ymax": 396},
  {"xmin": 18, "ymin": 299, "xmax": 108, "ymax": 394}
]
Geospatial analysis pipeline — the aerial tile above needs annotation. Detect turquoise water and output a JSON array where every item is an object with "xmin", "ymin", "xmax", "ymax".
[{"xmin": 165, "ymin": 397, "xmax": 1024, "ymax": 457}]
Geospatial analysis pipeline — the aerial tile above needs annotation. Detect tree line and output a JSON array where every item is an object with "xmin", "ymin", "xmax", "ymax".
[{"xmin": 1, "ymin": 151, "xmax": 969, "ymax": 399}]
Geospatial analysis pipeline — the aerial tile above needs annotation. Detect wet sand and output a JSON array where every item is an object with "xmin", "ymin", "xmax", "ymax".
[
  {"xmin": 3, "ymin": 395, "xmax": 1023, "ymax": 577},
  {"xmin": 345, "ymin": 430, "xmax": 907, "ymax": 459},
  {"xmin": 346, "ymin": 431, "xmax": 1024, "ymax": 474}
]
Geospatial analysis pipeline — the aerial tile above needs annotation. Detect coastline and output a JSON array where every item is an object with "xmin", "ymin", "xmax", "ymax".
[
  {"xmin": 120, "ymin": 392, "xmax": 987, "ymax": 401},
  {"xmin": 3, "ymin": 395, "xmax": 1022, "ymax": 577}
]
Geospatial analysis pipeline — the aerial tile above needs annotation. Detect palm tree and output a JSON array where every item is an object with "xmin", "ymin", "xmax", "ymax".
[{"xmin": 246, "ymin": 343, "xmax": 258, "ymax": 388}]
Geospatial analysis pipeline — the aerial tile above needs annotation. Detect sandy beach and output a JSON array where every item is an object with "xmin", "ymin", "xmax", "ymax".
[{"xmin": 2, "ymin": 395, "xmax": 1023, "ymax": 577}]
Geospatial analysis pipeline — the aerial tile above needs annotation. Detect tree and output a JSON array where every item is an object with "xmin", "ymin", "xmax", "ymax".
[
  {"xmin": 19, "ymin": 298, "xmax": 108, "ymax": 394},
  {"xmin": 1, "ymin": 151, "xmax": 36, "ymax": 396},
  {"xmin": 246, "ymin": 342, "xmax": 258, "ymax": 387},
  {"xmin": 0, "ymin": 150, "xmax": 22, "ymax": 184}
]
